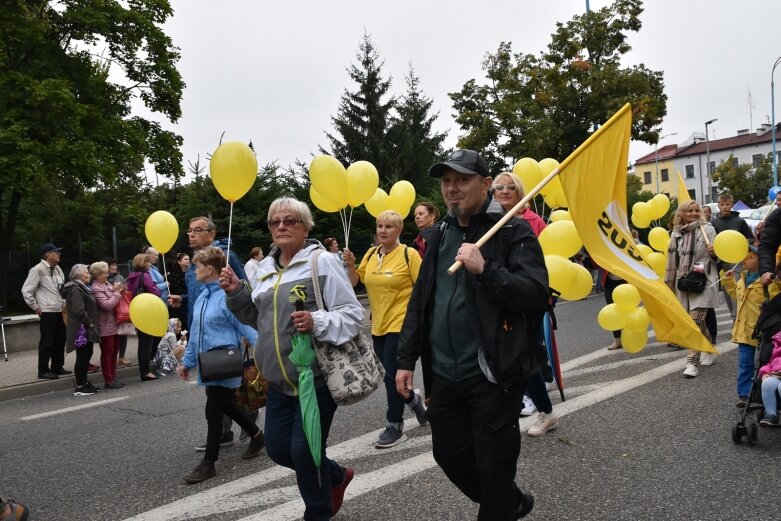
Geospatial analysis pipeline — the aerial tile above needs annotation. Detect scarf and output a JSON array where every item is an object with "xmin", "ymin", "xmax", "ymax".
[{"xmin": 664, "ymin": 220, "xmax": 701, "ymax": 290}]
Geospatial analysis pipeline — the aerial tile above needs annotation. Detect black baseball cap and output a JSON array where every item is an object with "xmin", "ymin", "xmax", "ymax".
[
  {"xmin": 40, "ymin": 243, "xmax": 62, "ymax": 255},
  {"xmin": 428, "ymin": 149, "xmax": 490, "ymax": 178}
]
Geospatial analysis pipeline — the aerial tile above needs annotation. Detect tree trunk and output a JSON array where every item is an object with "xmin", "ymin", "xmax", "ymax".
[{"xmin": 0, "ymin": 190, "xmax": 22, "ymax": 310}]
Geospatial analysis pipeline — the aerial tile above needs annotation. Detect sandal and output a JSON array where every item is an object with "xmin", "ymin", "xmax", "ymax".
[{"xmin": 1, "ymin": 498, "xmax": 30, "ymax": 521}]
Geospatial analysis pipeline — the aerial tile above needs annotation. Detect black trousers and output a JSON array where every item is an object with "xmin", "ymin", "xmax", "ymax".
[
  {"xmin": 705, "ymin": 308, "xmax": 717, "ymax": 341},
  {"xmin": 428, "ymin": 374, "xmax": 526, "ymax": 521},
  {"xmin": 136, "ymin": 331, "xmax": 155, "ymax": 375},
  {"xmin": 204, "ymin": 386, "xmax": 261, "ymax": 462},
  {"xmin": 74, "ymin": 343, "xmax": 94, "ymax": 386},
  {"xmin": 604, "ymin": 277, "xmax": 624, "ymax": 339},
  {"xmin": 38, "ymin": 312, "xmax": 66, "ymax": 374}
]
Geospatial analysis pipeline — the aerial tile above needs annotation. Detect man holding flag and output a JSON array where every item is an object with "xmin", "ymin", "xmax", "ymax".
[{"xmin": 397, "ymin": 149, "xmax": 548, "ymax": 520}]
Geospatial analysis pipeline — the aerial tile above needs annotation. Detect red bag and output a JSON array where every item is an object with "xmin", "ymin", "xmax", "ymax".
[{"xmin": 114, "ymin": 291, "xmax": 132, "ymax": 323}]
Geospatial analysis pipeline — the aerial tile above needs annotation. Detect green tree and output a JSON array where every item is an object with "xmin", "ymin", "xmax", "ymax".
[
  {"xmin": 323, "ymin": 33, "xmax": 395, "ymax": 178},
  {"xmin": 712, "ymin": 153, "xmax": 772, "ymax": 208},
  {"xmin": 387, "ymin": 65, "xmax": 448, "ymax": 194},
  {"xmin": 449, "ymin": 0, "xmax": 666, "ymax": 173},
  {"xmin": 0, "ymin": 0, "xmax": 184, "ymax": 307}
]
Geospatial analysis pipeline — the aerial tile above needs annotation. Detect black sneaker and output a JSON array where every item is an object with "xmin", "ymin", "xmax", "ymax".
[
  {"xmin": 52, "ymin": 368, "xmax": 72, "ymax": 376},
  {"xmin": 760, "ymin": 414, "xmax": 779, "ymax": 427},
  {"xmin": 104, "ymin": 382, "xmax": 124, "ymax": 390},
  {"xmin": 184, "ymin": 460, "xmax": 216, "ymax": 484},
  {"xmin": 38, "ymin": 372, "xmax": 59, "ymax": 380},
  {"xmin": 374, "ymin": 426, "xmax": 407, "ymax": 449},
  {"xmin": 241, "ymin": 431, "xmax": 265, "ymax": 459},
  {"xmin": 85, "ymin": 382, "xmax": 101, "ymax": 393},
  {"xmin": 194, "ymin": 434, "xmax": 234, "ymax": 452},
  {"xmin": 735, "ymin": 396, "xmax": 748, "ymax": 408},
  {"xmin": 516, "ymin": 491, "xmax": 535, "ymax": 518},
  {"xmin": 74, "ymin": 385, "xmax": 97, "ymax": 397}
]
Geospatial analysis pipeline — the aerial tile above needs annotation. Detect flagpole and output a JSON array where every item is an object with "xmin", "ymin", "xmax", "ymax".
[{"xmin": 447, "ymin": 166, "xmax": 561, "ymax": 275}]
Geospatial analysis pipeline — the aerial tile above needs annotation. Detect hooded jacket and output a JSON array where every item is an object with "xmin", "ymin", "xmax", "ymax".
[
  {"xmin": 397, "ymin": 197, "xmax": 549, "ymax": 393},
  {"xmin": 181, "ymin": 280, "xmax": 258, "ymax": 388},
  {"xmin": 60, "ymin": 280, "xmax": 101, "ymax": 352},
  {"xmin": 227, "ymin": 242, "xmax": 364, "ymax": 396},
  {"xmin": 92, "ymin": 281, "xmax": 122, "ymax": 337}
]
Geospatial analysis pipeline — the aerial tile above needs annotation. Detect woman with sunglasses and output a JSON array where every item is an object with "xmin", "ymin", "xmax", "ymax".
[
  {"xmin": 222, "ymin": 197, "xmax": 363, "ymax": 520},
  {"xmin": 492, "ymin": 172, "xmax": 559, "ymax": 437}
]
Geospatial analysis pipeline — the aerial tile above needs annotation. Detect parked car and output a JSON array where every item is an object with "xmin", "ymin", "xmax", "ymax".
[{"xmin": 745, "ymin": 204, "xmax": 775, "ymax": 235}]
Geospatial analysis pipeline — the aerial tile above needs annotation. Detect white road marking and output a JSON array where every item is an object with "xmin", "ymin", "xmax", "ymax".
[
  {"xmin": 125, "ymin": 340, "xmax": 738, "ymax": 520},
  {"xmin": 20, "ymin": 396, "xmax": 129, "ymax": 421}
]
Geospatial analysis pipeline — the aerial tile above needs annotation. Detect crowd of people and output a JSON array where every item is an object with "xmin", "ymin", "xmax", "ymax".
[{"xmin": 20, "ymin": 148, "xmax": 781, "ymax": 520}]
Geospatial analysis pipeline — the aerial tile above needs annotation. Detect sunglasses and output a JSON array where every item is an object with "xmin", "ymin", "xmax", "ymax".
[
  {"xmin": 493, "ymin": 184, "xmax": 518, "ymax": 192},
  {"xmin": 267, "ymin": 218, "xmax": 304, "ymax": 229}
]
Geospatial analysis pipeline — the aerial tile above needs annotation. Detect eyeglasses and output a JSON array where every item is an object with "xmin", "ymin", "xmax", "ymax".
[
  {"xmin": 493, "ymin": 184, "xmax": 518, "ymax": 192},
  {"xmin": 267, "ymin": 218, "xmax": 303, "ymax": 228},
  {"xmin": 186, "ymin": 227, "xmax": 211, "ymax": 234}
]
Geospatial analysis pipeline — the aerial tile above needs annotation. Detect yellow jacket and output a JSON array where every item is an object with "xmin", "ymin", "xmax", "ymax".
[{"xmin": 731, "ymin": 274, "xmax": 781, "ymax": 346}]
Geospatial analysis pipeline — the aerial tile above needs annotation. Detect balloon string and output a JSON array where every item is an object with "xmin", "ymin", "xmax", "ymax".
[
  {"xmin": 346, "ymin": 206, "xmax": 353, "ymax": 249},
  {"xmin": 226, "ymin": 202, "xmax": 234, "ymax": 261}
]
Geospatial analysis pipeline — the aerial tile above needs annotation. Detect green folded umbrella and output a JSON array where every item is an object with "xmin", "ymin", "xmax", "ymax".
[{"xmin": 289, "ymin": 327, "xmax": 321, "ymax": 471}]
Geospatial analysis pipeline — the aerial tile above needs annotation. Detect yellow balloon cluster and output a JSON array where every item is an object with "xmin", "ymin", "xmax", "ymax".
[
  {"xmin": 363, "ymin": 181, "xmax": 416, "ymax": 219},
  {"xmin": 596, "ymin": 283, "xmax": 650, "ymax": 352},
  {"xmin": 631, "ymin": 194, "xmax": 671, "ymax": 229},
  {"xmin": 145, "ymin": 211, "xmax": 179, "ymax": 254},
  {"xmin": 130, "ymin": 293, "xmax": 169, "ymax": 337},
  {"xmin": 210, "ymin": 141, "xmax": 258, "ymax": 203},
  {"xmin": 512, "ymin": 157, "xmax": 567, "ymax": 209}
]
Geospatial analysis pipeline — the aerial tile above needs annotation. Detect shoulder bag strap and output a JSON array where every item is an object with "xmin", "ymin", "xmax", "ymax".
[{"xmin": 309, "ymin": 249, "xmax": 325, "ymax": 312}]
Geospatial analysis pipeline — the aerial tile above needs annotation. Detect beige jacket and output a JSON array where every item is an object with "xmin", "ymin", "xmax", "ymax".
[{"xmin": 21, "ymin": 260, "xmax": 65, "ymax": 313}]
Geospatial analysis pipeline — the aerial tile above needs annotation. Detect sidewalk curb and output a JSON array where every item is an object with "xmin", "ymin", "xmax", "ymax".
[{"xmin": 0, "ymin": 364, "xmax": 142, "ymax": 402}]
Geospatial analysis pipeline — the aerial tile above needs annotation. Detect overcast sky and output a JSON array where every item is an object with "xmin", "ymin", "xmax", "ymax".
[{"xmin": 142, "ymin": 0, "xmax": 780, "ymax": 181}]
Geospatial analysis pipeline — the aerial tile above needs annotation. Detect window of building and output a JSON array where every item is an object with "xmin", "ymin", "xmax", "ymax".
[
  {"xmin": 685, "ymin": 165, "xmax": 695, "ymax": 178},
  {"xmin": 688, "ymin": 189, "xmax": 696, "ymax": 200},
  {"xmin": 643, "ymin": 171, "xmax": 652, "ymax": 185},
  {"xmin": 660, "ymin": 168, "xmax": 669, "ymax": 182},
  {"xmin": 708, "ymin": 161, "xmax": 715, "ymax": 175},
  {"xmin": 731, "ymin": 157, "xmax": 739, "ymax": 169},
  {"xmin": 753, "ymin": 154, "xmax": 764, "ymax": 168}
]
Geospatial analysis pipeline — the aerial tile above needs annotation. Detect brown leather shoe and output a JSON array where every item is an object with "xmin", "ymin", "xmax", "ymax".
[
  {"xmin": 241, "ymin": 431, "xmax": 265, "ymax": 459},
  {"xmin": 185, "ymin": 460, "xmax": 216, "ymax": 484}
]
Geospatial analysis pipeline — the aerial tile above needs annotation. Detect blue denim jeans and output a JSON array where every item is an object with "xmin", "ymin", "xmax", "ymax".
[
  {"xmin": 372, "ymin": 333, "xmax": 405, "ymax": 426},
  {"xmin": 736, "ymin": 343, "xmax": 755, "ymax": 398},
  {"xmin": 264, "ymin": 386, "xmax": 345, "ymax": 521},
  {"xmin": 761, "ymin": 376, "xmax": 781, "ymax": 416}
]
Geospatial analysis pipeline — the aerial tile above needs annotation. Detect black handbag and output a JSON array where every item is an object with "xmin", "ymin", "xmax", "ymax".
[
  {"xmin": 676, "ymin": 271, "xmax": 707, "ymax": 294},
  {"xmin": 198, "ymin": 346, "xmax": 244, "ymax": 382}
]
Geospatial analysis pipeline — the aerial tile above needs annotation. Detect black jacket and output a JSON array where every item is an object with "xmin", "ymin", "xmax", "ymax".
[
  {"xmin": 60, "ymin": 280, "xmax": 101, "ymax": 352},
  {"xmin": 759, "ymin": 207, "xmax": 781, "ymax": 276},
  {"xmin": 397, "ymin": 197, "xmax": 549, "ymax": 393},
  {"xmin": 711, "ymin": 211, "xmax": 753, "ymax": 240}
]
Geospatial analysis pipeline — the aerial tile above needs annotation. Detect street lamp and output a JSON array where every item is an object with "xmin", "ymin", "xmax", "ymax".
[
  {"xmin": 772, "ymin": 56, "xmax": 781, "ymax": 188},
  {"xmin": 655, "ymin": 132, "xmax": 678, "ymax": 193},
  {"xmin": 705, "ymin": 118, "xmax": 718, "ymax": 204}
]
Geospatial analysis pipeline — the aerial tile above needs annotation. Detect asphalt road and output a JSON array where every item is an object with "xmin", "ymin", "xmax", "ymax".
[{"xmin": 2, "ymin": 293, "xmax": 778, "ymax": 521}]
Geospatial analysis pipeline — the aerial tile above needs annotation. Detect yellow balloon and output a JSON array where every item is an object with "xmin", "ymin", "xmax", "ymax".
[
  {"xmin": 310, "ymin": 187, "xmax": 342, "ymax": 213},
  {"xmin": 559, "ymin": 263, "xmax": 594, "ymax": 301},
  {"xmin": 650, "ymin": 194, "xmax": 671, "ymax": 219},
  {"xmin": 647, "ymin": 227, "xmax": 670, "ymax": 252},
  {"xmin": 645, "ymin": 251, "xmax": 667, "ymax": 277},
  {"xmin": 621, "ymin": 327, "xmax": 649, "ymax": 353},
  {"xmin": 550, "ymin": 209, "xmax": 572, "ymax": 222},
  {"xmin": 129, "ymin": 293, "xmax": 169, "ymax": 337},
  {"xmin": 713, "ymin": 230, "xmax": 750, "ymax": 264},
  {"xmin": 539, "ymin": 220, "xmax": 582, "ymax": 258},
  {"xmin": 612, "ymin": 283, "xmax": 641, "ymax": 310},
  {"xmin": 346, "ymin": 161, "xmax": 379, "ymax": 207},
  {"xmin": 209, "ymin": 141, "xmax": 258, "ymax": 203},
  {"xmin": 631, "ymin": 212, "xmax": 650, "ymax": 229},
  {"xmin": 551, "ymin": 186, "xmax": 569, "ymax": 209},
  {"xmin": 632, "ymin": 201, "xmax": 653, "ymax": 222},
  {"xmin": 513, "ymin": 158, "xmax": 544, "ymax": 193},
  {"xmin": 144, "ymin": 211, "xmax": 179, "ymax": 254},
  {"xmin": 544, "ymin": 255, "xmax": 576, "ymax": 294},
  {"xmin": 309, "ymin": 155, "xmax": 348, "ymax": 208},
  {"xmin": 597, "ymin": 303, "xmax": 628, "ymax": 331},
  {"xmin": 364, "ymin": 188, "xmax": 390, "ymax": 218},
  {"xmin": 538, "ymin": 157, "xmax": 560, "ymax": 175},
  {"xmin": 637, "ymin": 244, "xmax": 654, "ymax": 258},
  {"xmin": 626, "ymin": 307, "xmax": 651, "ymax": 331},
  {"xmin": 389, "ymin": 180, "xmax": 416, "ymax": 208}
]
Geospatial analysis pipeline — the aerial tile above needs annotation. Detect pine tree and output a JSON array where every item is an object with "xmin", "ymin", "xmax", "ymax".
[
  {"xmin": 388, "ymin": 65, "xmax": 448, "ymax": 194},
  {"xmin": 323, "ymin": 33, "xmax": 395, "ymax": 178}
]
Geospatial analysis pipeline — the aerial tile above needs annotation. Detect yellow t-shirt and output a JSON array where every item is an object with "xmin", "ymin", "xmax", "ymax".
[{"xmin": 357, "ymin": 245, "xmax": 421, "ymax": 335}]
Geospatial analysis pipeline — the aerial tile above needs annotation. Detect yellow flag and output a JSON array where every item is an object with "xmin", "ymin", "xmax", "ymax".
[
  {"xmin": 677, "ymin": 171, "xmax": 691, "ymax": 204},
  {"xmin": 557, "ymin": 104, "xmax": 714, "ymax": 354}
]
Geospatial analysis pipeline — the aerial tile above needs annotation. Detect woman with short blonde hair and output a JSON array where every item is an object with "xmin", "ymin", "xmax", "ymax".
[{"xmin": 90, "ymin": 261, "xmax": 124, "ymax": 389}]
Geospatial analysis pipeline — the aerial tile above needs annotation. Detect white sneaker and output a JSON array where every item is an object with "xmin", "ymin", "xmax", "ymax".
[
  {"xmin": 700, "ymin": 353, "xmax": 715, "ymax": 366},
  {"xmin": 683, "ymin": 363, "xmax": 699, "ymax": 378},
  {"xmin": 520, "ymin": 395, "xmax": 537, "ymax": 417},
  {"xmin": 527, "ymin": 412, "xmax": 559, "ymax": 437}
]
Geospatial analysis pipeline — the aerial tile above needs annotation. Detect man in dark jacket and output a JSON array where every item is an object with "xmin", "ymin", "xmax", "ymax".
[
  {"xmin": 759, "ymin": 206, "xmax": 781, "ymax": 285},
  {"xmin": 711, "ymin": 193, "xmax": 753, "ymax": 321},
  {"xmin": 396, "ymin": 149, "xmax": 548, "ymax": 520}
]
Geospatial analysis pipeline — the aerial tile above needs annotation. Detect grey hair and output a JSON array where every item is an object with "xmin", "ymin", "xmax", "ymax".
[
  {"xmin": 144, "ymin": 247, "xmax": 159, "ymax": 256},
  {"xmin": 69, "ymin": 263, "xmax": 89, "ymax": 281},
  {"xmin": 267, "ymin": 196, "xmax": 314, "ymax": 231},
  {"xmin": 88, "ymin": 261, "xmax": 108, "ymax": 279}
]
